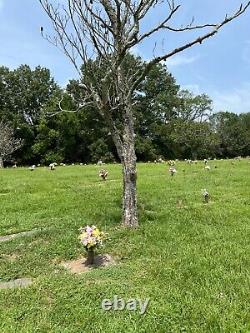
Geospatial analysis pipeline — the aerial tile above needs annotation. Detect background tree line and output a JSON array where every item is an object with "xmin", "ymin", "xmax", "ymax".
[{"xmin": 0, "ymin": 58, "xmax": 249, "ymax": 165}]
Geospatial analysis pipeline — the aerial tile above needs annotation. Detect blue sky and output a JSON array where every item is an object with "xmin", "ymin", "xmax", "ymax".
[{"xmin": 0, "ymin": 0, "xmax": 250, "ymax": 113}]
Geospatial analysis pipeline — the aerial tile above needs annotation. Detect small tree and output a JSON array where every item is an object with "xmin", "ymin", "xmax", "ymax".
[
  {"xmin": 39, "ymin": 0, "xmax": 250, "ymax": 227},
  {"xmin": 0, "ymin": 121, "xmax": 23, "ymax": 168}
]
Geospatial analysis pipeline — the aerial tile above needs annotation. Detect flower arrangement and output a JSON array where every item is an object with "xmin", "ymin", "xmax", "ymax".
[
  {"xmin": 49, "ymin": 162, "xmax": 57, "ymax": 170},
  {"xmin": 99, "ymin": 169, "xmax": 108, "ymax": 180},
  {"xmin": 29, "ymin": 165, "xmax": 36, "ymax": 171},
  {"xmin": 79, "ymin": 225, "xmax": 106, "ymax": 265},
  {"xmin": 168, "ymin": 160, "xmax": 175, "ymax": 166},
  {"xmin": 169, "ymin": 166, "xmax": 177, "ymax": 176},
  {"xmin": 202, "ymin": 189, "xmax": 209, "ymax": 203}
]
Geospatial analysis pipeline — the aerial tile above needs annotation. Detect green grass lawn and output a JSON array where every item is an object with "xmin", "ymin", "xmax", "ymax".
[{"xmin": 0, "ymin": 160, "xmax": 250, "ymax": 332}]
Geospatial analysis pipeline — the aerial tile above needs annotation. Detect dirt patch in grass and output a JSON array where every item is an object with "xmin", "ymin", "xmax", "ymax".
[
  {"xmin": 60, "ymin": 254, "xmax": 116, "ymax": 274},
  {"xmin": 176, "ymin": 199, "xmax": 188, "ymax": 209},
  {"xmin": 0, "ymin": 229, "xmax": 41, "ymax": 243},
  {"xmin": 0, "ymin": 254, "xmax": 20, "ymax": 262},
  {"xmin": 0, "ymin": 278, "xmax": 33, "ymax": 289}
]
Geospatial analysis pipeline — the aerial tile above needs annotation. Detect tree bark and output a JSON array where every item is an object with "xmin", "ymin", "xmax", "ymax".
[
  {"xmin": 121, "ymin": 104, "xmax": 138, "ymax": 228},
  {"xmin": 0, "ymin": 156, "xmax": 3, "ymax": 168},
  {"xmin": 122, "ymin": 148, "xmax": 138, "ymax": 227}
]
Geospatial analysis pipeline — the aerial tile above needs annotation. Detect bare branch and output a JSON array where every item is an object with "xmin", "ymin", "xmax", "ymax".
[
  {"xmin": 0, "ymin": 121, "xmax": 23, "ymax": 159},
  {"xmin": 39, "ymin": 0, "xmax": 250, "ymax": 136},
  {"xmin": 130, "ymin": 1, "xmax": 250, "ymax": 95}
]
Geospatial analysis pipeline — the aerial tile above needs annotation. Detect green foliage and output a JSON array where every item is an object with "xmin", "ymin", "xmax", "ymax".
[
  {"xmin": 211, "ymin": 112, "xmax": 249, "ymax": 157},
  {"xmin": 0, "ymin": 65, "xmax": 60, "ymax": 164},
  {"xmin": 170, "ymin": 120, "xmax": 219, "ymax": 159},
  {"xmin": 135, "ymin": 137, "xmax": 157, "ymax": 161},
  {"xmin": 0, "ymin": 60, "xmax": 249, "ymax": 165},
  {"xmin": 89, "ymin": 138, "xmax": 115, "ymax": 163}
]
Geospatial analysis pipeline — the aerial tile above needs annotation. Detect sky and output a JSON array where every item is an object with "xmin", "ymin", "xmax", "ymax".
[{"xmin": 0, "ymin": 0, "xmax": 250, "ymax": 113}]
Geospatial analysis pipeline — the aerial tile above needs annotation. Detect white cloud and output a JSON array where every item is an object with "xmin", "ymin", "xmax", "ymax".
[
  {"xmin": 211, "ymin": 83, "xmax": 250, "ymax": 114},
  {"xmin": 0, "ymin": 0, "xmax": 4, "ymax": 10},
  {"xmin": 178, "ymin": 82, "xmax": 250, "ymax": 114},
  {"xmin": 165, "ymin": 55, "xmax": 200, "ymax": 68}
]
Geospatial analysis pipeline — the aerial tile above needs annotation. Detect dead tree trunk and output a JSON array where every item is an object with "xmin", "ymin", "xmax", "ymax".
[
  {"xmin": 122, "ymin": 141, "xmax": 138, "ymax": 227},
  {"xmin": 121, "ymin": 105, "xmax": 138, "ymax": 228}
]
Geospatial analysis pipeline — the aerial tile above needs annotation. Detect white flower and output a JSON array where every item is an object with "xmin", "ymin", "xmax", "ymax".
[
  {"xmin": 201, "ymin": 189, "xmax": 209, "ymax": 202},
  {"xmin": 202, "ymin": 189, "xmax": 209, "ymax": 196},
  {"xmin": 169, "ymin": 167, "xmax": 177, "ymax": 176},
  {"xmin": 49, "ymin": 163, "xmax": 56, "ymax": 170}
]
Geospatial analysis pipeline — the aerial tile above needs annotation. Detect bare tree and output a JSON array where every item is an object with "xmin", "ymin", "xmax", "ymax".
[
  {"xmin": 39, "ymin": 0, "xmax": 250, "ymax": 227},
  {"xmin": 0, "ymin": 122, "xmax": 23, "ymax": 168}
]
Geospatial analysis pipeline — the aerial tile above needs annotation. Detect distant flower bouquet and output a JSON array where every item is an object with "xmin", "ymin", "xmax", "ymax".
[
  {"xmin": 169, "ymin": 167, "xmax": 177, "ymax": 176},
  {"xmin": 168, "ymin": 160, "xmax": 176, "ymax": 166},
  {"xmin": 201, "ymin": 189, "xmax": 209, "ymax": 203},
  {"xmin": 99, "ymin": 169, "xmax": 108, "ymax": 180},
  {"xmin": 79, "ymin": 225, "xmax": 106, "ymax": 265}
]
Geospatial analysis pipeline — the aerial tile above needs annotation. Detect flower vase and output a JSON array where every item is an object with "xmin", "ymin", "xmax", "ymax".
[{"xmin": 86, "ymin": 248, "xmax": 95, "ymax": 265}]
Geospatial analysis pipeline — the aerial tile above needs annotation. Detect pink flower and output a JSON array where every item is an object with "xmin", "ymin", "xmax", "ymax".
[
  {"xmin": 85, "ymin": 225, "xmax": 93, "ymax": 234},
  {"xmin": 82, "ymin": 238, "xmax": 88, "ymax": 246}
]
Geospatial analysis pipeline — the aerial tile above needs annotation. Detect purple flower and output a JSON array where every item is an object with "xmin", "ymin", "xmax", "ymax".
[{"xmin": 85, "ymin": 225, "xmax": 93, "ymax": 234}]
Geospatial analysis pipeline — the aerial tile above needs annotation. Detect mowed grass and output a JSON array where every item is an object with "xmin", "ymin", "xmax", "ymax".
[{"xmin": 0, "ymin": 160, "xmax": 250, "ymax": 332}]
